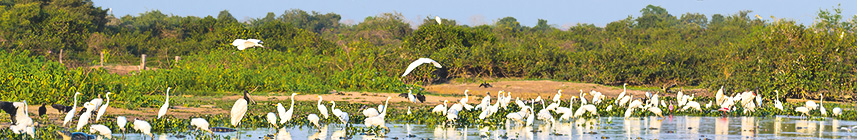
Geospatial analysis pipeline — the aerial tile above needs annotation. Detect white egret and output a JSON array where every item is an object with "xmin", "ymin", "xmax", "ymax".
[
  {"xmin": 190, "ymin": 118, "xmax": 211, "ymax": 132},
  {"xmin": 267, "ymin": 112, "xmax": 278, "ymax": 128},
  {"xmin": 364, "ymin": 97, "xmax": 390, "ymax": 117},
  {"xmin": 435, "ymin": 16, "xmax": 442, "ymax": 25},
  {"xmin": 231, "ymin": 90, "xmax": 254, "ymax": 129},
  {"xmin": 618, "ymin": 94, "xmax": 632, "ymax": 107},
  {"xmin": 133, "ymin": 119, "xmax": 153, "ymax": 138},
  {"xmin": 553, "ymin": 89, "xmax": 563, "ymax": 102},
  {"xmin": 774, "ymin": 90, "xmax": 784, "ymax": 111},
  {"xmin": 95, "ymin": 92, "xmax": 112, "ymax": 122},
  {"xmin": 364, "ymin": 97, "xmax": 392, "ymax": 130},
  {"xmin": 832, "ymin": 107, "xmax": 842, "ymax": 117},
  {"xmin": 806, "ymin": 100, "xmax": 818, "ymax": 111},
  {"xmin": 579, "ymin": 90, "xmax": 588, "ymax": 105},
  {"xmin": 819, "ymin": 93, "xmax": 827, "ymax": 116},
  {"xmin": 432, "ymin": 100, "xmax": 448, "ymax": 115},
  {"xmin": 401, "ymin": 58, "xmax": 443, "ymax": 77},
  {"xmin": 681, "ymin": 101, "xmax": 702, "ymax": 112},
  {"xmin": 63, "ymin": 92, "xmax": 82, "ymax": 126},
  {"xmin": 506, "ymin": 109, "xmax": 528, "ymax": 125},
  {"xmin": 406, "ymin": 88, "xmax": 418, "ymax": 103},
  {"xmin": 76, "ymin": 102, "xmax": 96, "ymax": 131},
  {"xmin": 330, "ymin": 101, "xmax": 350, "ymax": 127},
  {"xmin": 616, "ymin": 83, "xmax": 627, "ymax": 105},
  {"xmin": 280, "ymin": 93, "xmax": 297, "ymax": 124},
  {"xmin": 89, "ymin": 94, "xmax": 104, "ymax": 114},
  {"xmin": 407, "ymin": 106, "xmax": 412, "ymax": 115},
  {"xmin": 647, "ymin": 106, "xmax": 664, "ymax": 118},
  {"xmin": 89, "ymin": 125, "xmax": 113, "ymax": 139},
  {"xmin": 307, "ymin": 114, "xmax": 321, "ymax": 129},
  {"xmin": 478, "ymin": 92, "xmax": 491, "ymax": 111},
  {"xmin": 116, "ymin": 116, "xmax": 127, "ymax": 134},
  {"xmin": 525, "ymin": 101, "xmax": 535, "ymax": 126},
  {"xmin": 537, "ymin": 100, "xmax": 555, "ymax": 124},
  {"xmin": 232, "ymin": 39, "xmax": 264, "ymax": 50},
  {"xmin": 795, "ymin": 107, "xmax": 810, "ymax": 116},
  {"xmin": 705, "ymin": 100, "xmax": 712, "ymax": 109},
  {"xmin": 316, "ymin": 96, "xmax": 329, "ymax": 119},
  {"xmin": 158, "ymin": 87, "xmax": 171, "ymax": 119}
]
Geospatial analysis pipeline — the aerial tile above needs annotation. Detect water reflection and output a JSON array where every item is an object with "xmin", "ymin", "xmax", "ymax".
[
  {"xmin": 741, "ymin": 116, "xmax": 755, "ymax": 140},
  {"xmin": 715, "ymin": 117, "xmax": 729, "ymax": 140},
  {"xmin": 276, "ymin": 127, "xmax": 291, "ymax": 140}
]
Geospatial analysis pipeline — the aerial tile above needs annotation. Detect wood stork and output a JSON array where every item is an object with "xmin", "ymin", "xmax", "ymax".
[
  {"xmin": 158, "ymin": 87, "xmax": 171, "ymax": 119},
  {"xmin": 230, "ymin": 90, "xmax": 254, "ymax": 129},
  {"xmin": 307, "ymin": 114, "xmax": 321, "ymax": 129},
  {"xmin": 95, "ymin": 92, "xmax": 112, "ymax": 123},
  {"xmin": 63, "ymin": 92, "xmax": 82, "ymax": 127},
  {"xmin": 832, "ymin": 107, "xmax": 842, "ymax": 117},
  {"xmin": 795, "ymin": 107, "xmax": 810, "ymax": 117},
  {"xmin": 401, "ymin": 58, "xmax": 443, "ymax": 77}
]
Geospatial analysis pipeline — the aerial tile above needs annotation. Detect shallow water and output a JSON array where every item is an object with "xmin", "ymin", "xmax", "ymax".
[{"xmin": 113, "ymin": 116, "xmax": 857, "ymax": 140}]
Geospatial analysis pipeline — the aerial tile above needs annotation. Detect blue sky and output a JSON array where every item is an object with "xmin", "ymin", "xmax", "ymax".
[{"xmin": 93, "ymin": 0, "xmax": 856, "ymax": 28}]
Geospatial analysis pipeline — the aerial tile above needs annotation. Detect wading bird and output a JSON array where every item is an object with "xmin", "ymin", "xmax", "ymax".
[
  {"xmin": 330, "ymin": 101, "xmax": 350, "ymax": 127},
  {"xmin": 267, "ymin": 112, "xmax": 278, "ymax": 128},
  {"xmin": 774, "ymin": 90, "xmax": 784, "ymax": 111},
  {"xmin": 365, "ymin": 97, "xmax": 392, "ymax": 130},
  {"xmin": 435, "ymin": 16, "xmax": 442, "ymax": 25},
  {"xmin": 158, "ymin": 88, "xmax": 171, "ymax": 119},
  {"xmin": 231, "ymin": 90, "xmax": 254, "ymax": 131},
  {"xmin": 280, "ymin": 93, "xmax": 297, "ymax": 124},
  {"xmin": 116, "ymin": 116, "xmax": 127, "ymax": 135},
  {"xmin": 76, "ymin": 102, "xmax": 96, "ymax": 131},
  {"xmin": 432, "ymin": 100, "xmax": 449, "ymax": 115},
  {"xmin": 401, "ymin": 58, "xmax": 443, "ymax": 77},
  {"xmin": 63, "ymin": 92, "xmax": 82, "ymax": 127},
  {"xmin": 133, "ymin": 118, "xmax": 153, "ymax": 138},
  {"xmin": 95, "ymin": 92, "xmax": 112, "ymax": 122},
  {"xmin": 317, "ymin": 96, "xmax": 329, "ymax": 119},
  {"xmin": 191, "ymin": 118, "xmax": 212, "ymax": 133},
  {"xmin": 89, "ymin": 125, "xmax": 112, "ymax": 139},
  {"xmin": 232, "ymin": 39, "xmax": 264, "ymax": 50}
]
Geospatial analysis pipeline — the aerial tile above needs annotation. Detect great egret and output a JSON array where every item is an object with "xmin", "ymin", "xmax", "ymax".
[
  {"xmin": 432, "ymin": 100, "xmax": 448, "ymax": 115},
  {"xmin": 819, "ymin": 93, "xmax": 827, "ymax": 116},
  {"xmin": 806, "ymin": 100, "xmax": 818, "ymax": 111},
  {"xmin": 95, "ymin": 92, "xmax": 112, "ymax": 122},
  {"xmin": 76, "ymin": 102, "xmax": 96, "ymax": 131},
  {"xmin": 330, "ymin": 101, "xmax": 350, "ymax": 127},
  {"xmin": 364, "ymin": 97, "xmax": 392, "ymax": 130},
  {"xmin": 232, "ymin": 39, "xmax": 264, "ymax": 50},
  {"xmin": 63, "ymin": 92, "xmax": 82, "ymax": 126},
  {"xmin": 363, "ymin": 97, "xmax": 391, "ymax": 117},
  {"xmin": 133, "ymin": 119, "xmax": 153, "ymax": 138},
  {"xmin": 774, "ymin": 90, "xmax": 784, "ymax": 111},
  {"xmin": 435, "ymin": 16, "xmax": 442, "ymax": 25},
  {"xmin": 525, "ymin": 101, "xmax": 535, "ymax": 126},
  {"xmin": 158, "ymin": 87, "xmax": 171, "ymax": 119},
  {"xmin": 795, "ymin": 107, "xmax": 810, "ymax": 116},
  {"xmin": 647, "ymin": 106, "xmax": 664, "ymax": 118},
  {"xmin": 89, "ymin": 125, "xmax": 113, "ymax": 139},
  {"xmin": 316, "ymin": 96, "xmax": 329, "ymax": 119},
  {"xmin": 617, "ymin": 83, "xmax": 627, "ymax": 105},
  {"xmin": 401, "ymin": 58, "xmax": 443, "ymax": 77},
  {"xmin": 506, "ymin": 108, "xmax": 528, "ymax": 125},
  {"xmin": 537, "ymin": 100, "xmax": 555, "ymax": 124},
  {"xmin": 553, "ymin": 89, "xmax": 563, "ymax": 102},
  {"xmin": 116, "ymin": 116, "xmax": 127, "ymax": 135},
  {"xmin": 681, "ymin": 101, "xmax": 702, "ymax": 112},
  {"xmin": 619, "ymin": 94, "xmax": 632, "ymax": 107},
  {"xmin": 89, "ymin": 94, "xmax": 104, "ymax": 114},
  {"xmin": 190, "ymin": 118, "xmax": 211, "ymax": 132},
  {"xmin": 231, "ymin": 90, "xmax": 253, "ymax": 129},
  {"xmin": 267, "ymin": 112, "xmax": 278, "ymax": 128},
  {"xmin": 578, "ymin": 90, "xmax": 588, "ymax": 105},
  {"xmin": 280, "ymin": 93, "xmax": 297, "ymax": 124},
  {"xmin": 677, "ymin": 91, "xmax": 686, "ymax": 107},
  {"xmin": 477, "ymin": 92, "xmax": 491, "ymax": 111},
  {"xmin": 308, "ymin": 114, "xmax": 321, "ymax": 129}
]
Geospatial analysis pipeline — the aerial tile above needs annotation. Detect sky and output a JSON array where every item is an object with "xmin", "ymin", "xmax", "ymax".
[{"xmin": 92, "ymin": 0, "xmax": 857, "ymax": 28}]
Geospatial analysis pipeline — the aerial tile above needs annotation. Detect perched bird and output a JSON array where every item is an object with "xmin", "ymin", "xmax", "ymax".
[
  {"xmin": 435, "ymin": 16, "xmax": 442, "ymax": 25},
  {"xmin": 63, "ymin": 92, "xmax": 82, "ymax": 126},
  {"xmin": 279, "ymin": 93, "xmax": 297, "ymax": 124},
  {"xmin": 191, "ymin": 118, "xmax": 212, "ymax": 132},
  {"xmin": 95, "ymin": 92, "xmax": 112, "ymax": 122},
  {"xmin": 401, "ymin": 58, "xmax": 443, "ymax": 77},
  {"xmin": 232, "ymin": 39, "xmax": 264, "ymax": 50},
  {"xmin": 89, "ymin": 125, "xmax": 113, "ymax": 139},
  {"xmin": 158, "ymin": 87, "xmax": 171, "ymax": 119},
  {"xmin": 133, "ymin": 119, "xmax": 153, "ymax": 138}
]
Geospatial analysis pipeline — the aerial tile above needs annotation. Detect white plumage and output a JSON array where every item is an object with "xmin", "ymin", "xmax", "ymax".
[
  {"xmin": 307, "ymin": 114, "xmax": 321, "ymax": 129},
  {"xmin": 330, "ymin": 101, "xmax": 350, "ymax": 126},
  {"xmin": 832, "ymin": 107, "xmax": 842, "ymax": 117},
  {"xmin": 267, "ymin": 112, "xmax": 278, "ymax": 128},
  {"xmin": 89, "ymin": 124, "xmax": 113, "ymax": 139},
  {"xmin": 191, "ymin": 118, "xmax": 211, "ymax": 132},
  {"xmin": 432, "ymin": 100, "xmax": 448, "ymax": 115},
  {"xmin": 63, "ymin": 92, "xmax": 82, "ymax": 126},
  {"xmin": 435, "ymin": 16, "xmax": 442, "ymax": 25},
  {"xmin": 116, "ymin": 116, "xmax": 127, "ymax": 132},
  {"xmin": 232, "ymin": 39, "xmax": 265, "ymax": 50},
  {"xmin": 401, "ymin": 58, "xmax": 443, "ymax": 77},
  {"xmin": 133, "ymin": 119, "xmax": 153, "ymax": 138},
  {"xmin": 316, "ymin": 96, "xmax": 329, "ymax": 119},
  {"xmin": 364, "ymin": 97, "xmax": 392, "ymax": 129},
  {"xmin": 280, "ymin": 93, "xmax": 297, "ymax": 124},
  {"xmin": 95, "ymin": 92, "xmax": 112, "ymax": 122},
  {"xmin": 158, "ymin": 87, "xmax": 171, "ymax": 119},
  {"xmin": 76, "ymin": 102, "xmax": 96, "ymax": 131},
  {"xmin": 231, "ymin": 95, "xmax": 248, "ymax": 127},
  {"xmin": 774, "ymin": 90, "xmax": 784, "ymax": 111}
]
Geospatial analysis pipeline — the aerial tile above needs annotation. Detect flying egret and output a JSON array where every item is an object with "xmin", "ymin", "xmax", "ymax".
[
  {"xmin": 89, "ymin": 125, "xmax": 112, "ymax": 139},
  {"xmin": 432, "ymin": 100, "xmax": 448, "ymax": 115},
  {"xmin": 116, "ymin": 116, "xmax": 127, "ymax": 135},
  {"xmin": 280, "ymin": 93, "xmax": 297, "ymax": 124},
  {"xmin": 401, "ymin": 58, "xmax": 443, "ymax": 77},
  {"xmin": 231, "ymin": 90, "xmax": 253, "ymax": 129},
  {"xmin": 267, "ymin": 112, "xmax": 278, "ymax": 128},
  {"xmin": 133, "ymin": 119, "xmax": 153, "ymax": 138},
  {"xmin": 191, "ymin": 118, "xmax": 211, "ymax": 133},
  {"xmin": 63, "ymin": 92, "xmax": 82, "ymax": 126},
  {"xmin": 76, "ymin": 102, "xmax": 96, "ymax": 131},
  {"xmin": 435, "ymin": 16, "xmax": 442, "ymax": 25},
  {"xmin": 95, "ymin": 92, "xmax": 112, "ymax": 122},
  {"xmin": 158, "ymin": 87, "xmax": 171, "ymax": 119},
  {"xmin": 330, "ymin": 101, "xmax": 350, "ymax": 127},
  {"xmin": 315, "ymin": 96, "xmax": 329, "ymax": 119},
  {"xmin": 232, "ymin": 39, "xmax": 265, "ymax": 50}
]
